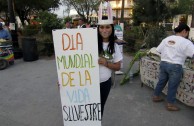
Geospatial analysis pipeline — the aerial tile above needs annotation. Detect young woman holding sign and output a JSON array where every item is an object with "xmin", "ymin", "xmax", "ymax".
[{"xmin": 97, "ymin": 2, "xmax": 123, "ymax": 116}]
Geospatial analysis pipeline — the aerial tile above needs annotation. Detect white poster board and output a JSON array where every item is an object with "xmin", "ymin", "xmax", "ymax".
[{"xmin": 52, "ymin": 28, "xmax": 101, "ymax": 126}]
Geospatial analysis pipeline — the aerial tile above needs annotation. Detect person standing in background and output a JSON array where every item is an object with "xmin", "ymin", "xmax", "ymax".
[
  {"xmin": 64, "ymin": 21, "xmax": 71, "ymax": 29},
  {"xmin": 113, "ymin": 17, "xmax": 125, "ymax": 43},
  {"xmin": 90, "ymin": 21, "xmax": 97, "ymax": 27},
  {"xmin": 77, "ymin": 18, "xmax": 86, "ymax": 28},
  {"xmin": 113, "ymin": 16, "xmax": 122, "ymax": 32},
  {"xmin": 152, "ymin": 23, "xmax": 194, "ymax": 111},
  {"xmin": 86, "ymin": 22, "xmax": 90, "ymax": 28}
]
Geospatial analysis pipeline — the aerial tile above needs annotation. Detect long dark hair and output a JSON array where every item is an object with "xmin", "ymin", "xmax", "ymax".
[{"xmin": 97, "ymin": 24, "xmax": 115, "ymax": 55}]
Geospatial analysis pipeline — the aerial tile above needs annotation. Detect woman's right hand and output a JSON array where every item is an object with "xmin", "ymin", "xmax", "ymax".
[{"xmin": 98, "ymin": 57, "xmax": 108, "ymax": 67}]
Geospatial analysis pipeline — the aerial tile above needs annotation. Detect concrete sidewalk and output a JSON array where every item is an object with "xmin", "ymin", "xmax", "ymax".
[{"xmin": 0, "ymin": 55, "xmax": 194, "ymax": 126}]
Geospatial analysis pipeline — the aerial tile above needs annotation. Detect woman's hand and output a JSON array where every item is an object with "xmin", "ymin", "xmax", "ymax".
[
  {"xmin": 98, "ymin": 57, "xmax": 121, "ymax": 71},
  {"xmin": 98, "ymin": 57, "xmax": 108, "ymax": 67}
]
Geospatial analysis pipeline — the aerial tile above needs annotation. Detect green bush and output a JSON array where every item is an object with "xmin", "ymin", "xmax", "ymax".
[
  {"xmin": 36, "ymin": 33, "xmax": 54, "ymax": 57},
  {"xmin": 33, "ymin": 11, "xmax": 63, "ymax": 56},
  {"xmin": 22, "ymin": 24, "xmax": 41, "ymax": 36},
  {"xmin": 144, "ymin": 26, "xmax": 167, "ymax": 48},
  {"xmin": 164, "ymin": 23, "xmax": 173, "ymax": 31},
  {"xmin": 123, "ymin": 25, "xmax": 168, "ymax": 53},
  {"xmin": 37, "ymin": 11, "xmax": 63, "ymax": 34},
  {"xmin": 123, "ymin": 26, "xmax": 144, "ymax": 52}
]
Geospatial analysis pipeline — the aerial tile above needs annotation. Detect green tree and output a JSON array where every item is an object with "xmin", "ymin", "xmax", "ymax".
[
  {"xmin": 133, "ymin": 0, "xmax": 170, "ymax": 25},
  {"xmin": 63, "ymin": 16, "xmax": 72, "ymax": 23},
  {"xmin": 0, "ymin": 0, "xmax": 7, "ymax": 13},
  {"xmin": 0, "ymin": 0, "xmax": 8, "ymax": 22},
  {"xmin": 62, "ymin": 0, "xmax": 101, "ymax": 22},
  {"xmin": 176, "ymin": 0, "xmax": 194, "ymax": 14},
  {"xmin": 14, "ymin": 0, "xmax": 61, "ymax": 24},
  {"xmin": 0, "ymin": 0, "xmax": 61, "ymax": 24},
  {"xmin": 37, "ymin": 11, "xmax": 63, "ymax": 34},
  {"xmin": 175, "ymin": 0, "xmax": 194, "ymax": 27}
]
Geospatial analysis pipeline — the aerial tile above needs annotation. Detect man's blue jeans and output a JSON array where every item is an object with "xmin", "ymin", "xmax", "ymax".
[{"xmin": 154, "ymin": 61, "xmax": 183, "ymax": 104}]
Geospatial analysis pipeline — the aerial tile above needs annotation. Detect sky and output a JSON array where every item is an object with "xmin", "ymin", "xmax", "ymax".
[
  {"xmin": 53, "ymin": 1, "xmax": 108, "ymax": 18},
  {"xmin": 53, "ymin": 5, "xmax": 68, "ymax": 18},
  {"xmin": 53, "ymin": 4, "xmax": 78, "ymax": 18}
]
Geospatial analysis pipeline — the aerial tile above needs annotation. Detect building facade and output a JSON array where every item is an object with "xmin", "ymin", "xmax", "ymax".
[
  {"xmin": 69, "ymin": 0, "xmax": 134, "ymax": 24},
  {"xmin": 109, "ymin": 0, "xmax": 134, "ymax": 23}
]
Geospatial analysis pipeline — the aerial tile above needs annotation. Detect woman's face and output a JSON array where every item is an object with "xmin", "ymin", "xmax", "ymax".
[{"xmin": 99, "ymin": 25, "xmax": 112, "ymax": 41}]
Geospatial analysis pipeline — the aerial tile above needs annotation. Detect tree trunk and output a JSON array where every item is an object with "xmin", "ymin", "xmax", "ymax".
[
  {"xmin": 191, "ymin": 3, "xmax": 194, "ymax": 27},
  {"xmin": 7, "ymin": 0, "xmax": 18, "ymax": 48}
]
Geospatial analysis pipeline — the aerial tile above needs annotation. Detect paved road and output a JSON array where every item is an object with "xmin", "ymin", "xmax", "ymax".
[{"xmin": 1, "ymin": 55, "xmax": 194, "ymax": 126}]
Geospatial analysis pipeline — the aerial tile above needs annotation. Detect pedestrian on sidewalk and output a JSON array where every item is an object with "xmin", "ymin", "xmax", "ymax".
[
  {"xmin": 152, "ymin": 23, "xmax": 194, "ymax": 111},
  {"xmin": 97, "ymin": 2, "xmax": 123, "ymax": 116}
]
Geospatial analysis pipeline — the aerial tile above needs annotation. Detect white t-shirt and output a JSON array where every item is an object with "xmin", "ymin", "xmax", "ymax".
[
  {"xmin": 156, "ymin": 35, "xmax": 194, "ymax": 65},
  {"xmin": 99, "ymin": 42, "xmax": 123, "ymax": 83}
]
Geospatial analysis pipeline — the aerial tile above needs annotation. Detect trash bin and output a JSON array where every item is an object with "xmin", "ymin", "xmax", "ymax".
[{"xmin": 21, "ymin": 37, "xmax": 38, "ymax": 61}]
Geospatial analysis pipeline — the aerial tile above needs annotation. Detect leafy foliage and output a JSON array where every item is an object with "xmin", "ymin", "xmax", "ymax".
[
  {"xmin": 36, "ymin": 33, "xmax": 54, "ymax": 56},
  {"xmin": 0, "ymin": 0, "xmax": 7, "ymax": 13},
  {"xmin": 0, "ymin": 0, "xmax": 9, "ymax": 23},
  {"xmin": 37, "ymin": 11, "xmax": 63, "ymax": 34},
  {"xmin": 133, "ymin": 0, "xmax": 170, "ymax": 25},
  {"xmin": 22, "ymin": 24, "xmax": 41, "ymax": 36},
  {"xmin": 176, "ymin": 0, "xmax": 194, "ymax": 14},
  {"xmin": 0, "ymin": 0, "xmax": 61, "ymax": 24},
  {"xmin": 62, "ymin": 0, "xmax": 101, "ymax": 22},
  {"xmin": 63, "ymin": 17, "xmax": 72, "ymax": 23},
  {"xmin": 143, "ymin": 25, "xmax": 167, "ymax": 48},
  {"xmin": 123, "ymin": 26, "xmax": 144, "ymax": 52}
]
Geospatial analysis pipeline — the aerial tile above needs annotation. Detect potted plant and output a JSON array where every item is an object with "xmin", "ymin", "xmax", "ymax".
[{"xmin": 21, "ymin": 24, "xmax": 40, "ymax": 61}]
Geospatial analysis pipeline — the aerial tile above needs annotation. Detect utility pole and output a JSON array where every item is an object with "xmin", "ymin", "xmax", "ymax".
[
  {"xmin": 7, "ymin": 0, "xmax": 15, "ymax": 25},
  {"xmin": 120, "ymin": 0, "xmax": 125, "ymax": 23},
  {"xmin": 7, "ymin": 0, "xmax": 18, "ymax": 48}
]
